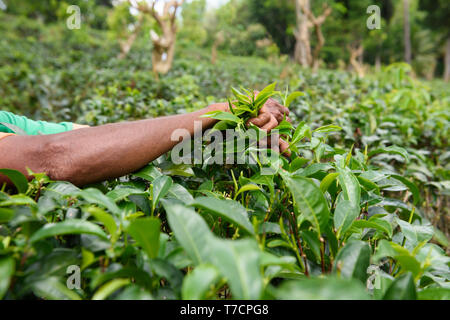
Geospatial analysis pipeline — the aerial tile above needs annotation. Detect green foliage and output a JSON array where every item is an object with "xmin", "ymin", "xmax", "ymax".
[
  {"xmin": 247, "ymin": 0, "xmax": 296, "ymax": 54},
  {"xmin": 0, "ymin": 13, "xmax": 449, "ymax": 301}
]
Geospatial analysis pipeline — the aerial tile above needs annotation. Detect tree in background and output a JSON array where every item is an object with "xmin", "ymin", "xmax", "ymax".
[
  {"xmin": 297, "ymin": 1, "xmax": 332, "ymax": 71},
  {"xmin": 178, "ymin": 0, "xmax": 207, "ymax": 48},
  {"xmin": 347, "ymin": 42, "xmax": 364, "ymax": 77},
  {"xmin": 204, "ymin": 0, "xmax": 271, "ymax": 58},
  {"xmin": 211, "ymin": 31, "xmax": 225, "ymax": 65},
  {"xmin": 419, "ymin": 0, "xmax": 450, "ymax": 81},
  {"xmin": 3, "ymin": 0, "xmax": 449, "ymax": 81},
  {"xmin": 363, "ymin": 0, "xmax": 393, "ymax": 71},
  {"xmin": 248, "ymin": 0, "xmax": 296, "ymax": 55},
  {"xmin": 107, "ymin": 1, "xmax": 144, "ymax": 59},
  {"xmin": 129, "ymin": 0, "xmax": 184, "ymax": 76},
  {"xmin": 294, "ymin": 0, "xmax": 311, "ymax": 67},
  {"xmin": 383, "ymin": 0, "xmax": 439, "ymax": 79},
  {"xmin": 324, "ymin": 0, "xmax": 373, "ymax": 75}
]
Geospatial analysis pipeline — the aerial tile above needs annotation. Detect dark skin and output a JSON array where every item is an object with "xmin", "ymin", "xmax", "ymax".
[{"xmin": 0, "ymin": 97, "xmax": 290, "ymax": 187}]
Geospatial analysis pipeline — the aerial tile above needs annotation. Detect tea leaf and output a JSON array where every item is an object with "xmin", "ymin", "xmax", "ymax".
[
  {"xmin": 334, "ymin": 241, "xmax": 371, "ymax": 284},
  {"xmin": 383, "ymin": 273, "xmax": 417, "ymax": 300},
  {"xmin": 281, "ymin": 172, "xmax": 330, "ymax": 234},
  {"xmin": 189, "ymin": 197, "xmax": 254, "ymax": 235},
  {"xmin": 29, "ymin": 219, "xmax": 108, "ymax": 244},
  {"xmin": 127, "ymin": 217, "xmax": 161, "ymax": 259},
  {"xmin": 0, "ymin": 169, "xmax": 28, "ymax": 194}
]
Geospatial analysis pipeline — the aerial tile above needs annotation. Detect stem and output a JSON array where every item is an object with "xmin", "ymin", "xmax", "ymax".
[
  {"xmin": 289, "ymin": 211, "xmax": 309, "ymax": 277},
  {"xmin": 402, "ymin": 207, "xmax": 415, "ymax": 247},
  {"xmin": 230, "ymin": 169, "xmax": 238, "ymax": 199},
  {"xmin": 34, "ymin": 182, "xmax": 42, "ymax": 202},
  {"xmin": 320, "ymin": 237, "xmax": 326, "ymax": 274},
  {"xmin": 150, "ymin": 184, "xmax": 154, "ymax": 217}
]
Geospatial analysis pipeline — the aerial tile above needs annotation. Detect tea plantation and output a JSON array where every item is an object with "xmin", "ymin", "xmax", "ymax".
[{"xmin": 0, "ymin": 13, "xmax": 449, "ymax": 300}]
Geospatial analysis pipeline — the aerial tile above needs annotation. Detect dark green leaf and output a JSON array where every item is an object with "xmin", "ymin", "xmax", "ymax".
[
  {"xmin": 281, "ymin": 172, "xmax": 330, "ymax": 234},
  {"xmin": 182, "ymin": 264, "xmax": 220, "ymax": 300},
  {"xmin": 368, "ymin": 146, "xmax": 410, "ymax": 163},
  {"xmin": 0, "ymin": 256, "xmax": 15, "ymax": 299},
  {"xmin": 334, "ymin": 241, "xmax": 371, "ymax": 283},
  {"xmin": 273, "ymin": 277, "xmax": 370, "ymax": 300},
  {"xmin": 29, "ymin": 219, "xmax": 108, "ymax": 243},
  {"xmin": 0, "ymin": 169, "xmax": 28, "ymax": 194},
  {"xmin": 152, "ymin": 175, "xmax": 173, "ymax": 209},
  {"xmin": 127, "ymin": 217, "xmax": 161, "ymax": 259},
  {"xmin": 383, "ymin": 273, "xmax": 417, "ymax": 300},
  {"xmin": 337, "ymin": 167, "xmax": 361, "ymax": 208},
  {"xmin": 189, "ymin": 197, "xmax": 254, "ymax": 235},
  {"xmin": 334, "ymin": 199, "xmax": 360, "ymax": 238}
]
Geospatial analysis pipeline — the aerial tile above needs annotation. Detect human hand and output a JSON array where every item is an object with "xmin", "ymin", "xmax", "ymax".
[
  {"xmin": 246, "ymin": 90, "xmax": 291, "ymax": 157},
  {"xmin": 246, "ymin": 90, "xmax": 291, "ymax": 131}
]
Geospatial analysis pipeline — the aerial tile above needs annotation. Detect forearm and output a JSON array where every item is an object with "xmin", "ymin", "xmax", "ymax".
[{"xmin": 0, "ymin": 103, "xmax": 227, "ymax": 186}]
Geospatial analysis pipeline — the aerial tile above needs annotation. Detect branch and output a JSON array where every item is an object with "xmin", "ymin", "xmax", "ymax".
[
  {"xmin": 348, "ymin": 43, "xmax": 364, "ymax": 59},
  {"xmin": 315, "ymin": 5, "xmax": 332, "ymax": 26},
  {"xmin": 300, "ymin": 2, "xmax": 332, "ymax": 27},
  {"xmin": 129, "ymin": 0, "xmax": 163, "ymax": 27},
  {"xmin": 168, "ymin": 0, "xmax": 184, "ymax": 26}
]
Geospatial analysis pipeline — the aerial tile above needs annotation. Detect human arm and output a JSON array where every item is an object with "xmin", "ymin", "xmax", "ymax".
[
  {"xmin": 0, "ymin": 96, "xmax": 290, "ymax": 187},
  {"xmin": 0, "ymin": 103, "xmax": 229, "ymax": 186},
  {"xmin": 72, "ymin": 123, "xmax": 90, "ymax": 130}
]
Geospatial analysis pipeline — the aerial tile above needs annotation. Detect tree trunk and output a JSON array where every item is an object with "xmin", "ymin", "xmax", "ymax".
[
  {"xmin": 403, "ymin": 0, "xmax": 412, "ymax": 64},
  {"xmin": 295, "ymin": 1, "xmax": 331, "ymax": 71},
  {"xmin": 424, "ymin": 59, "xmax": 436, "ymax": 81},
  {"xmin": 294, "ymin": 0, "xmax": 311, "ymax": 67},
  {"xmin": 375, "ymin": 43, "xmax": 382, "ymax": 72},
  {"xmin": 306, "ymin": 4, "xmax": 332, "ymax": 72},
  {"xmin": 151, "ymin": 30, "xmax": 176, "ymax": 75},
  {"xmin": 349, "ymin": 43, "xmax": 365, "ymax": 77},
  {"xmin": 211, "ymin": 32, "xmax": 225, "ymax": 65},
  {"xmin": 211, "ymin": 45, "xmax": 218, "ymax": 66},
  {"xmin": 118, "ymin": 16, "xmax": 143, "ymax": 60},
  {"xmin": 118, "ymin": 32, "xmax": 138, "ymax": 60},
  {"xmin": 445, "ymin": 37, "xmax": 450, "ymax": 82},
  {"xmin": 150, "ymin": 21, "xmax": 177, "ymax": 75},
  {"xmin": 129, "ymin": 0, "xmax": 183, "ymax": 77},
  {"xmin": 375, "ymin": 53, "xmax": 381, "ymax": 72},
  {"xmin": 311, "ymin": 24, "xmax": 323, "ymax": 72}
]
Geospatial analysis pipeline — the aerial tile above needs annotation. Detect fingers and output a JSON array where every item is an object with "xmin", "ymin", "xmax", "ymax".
[
  {"xmin": 248, "ymin": 113, "xmax": 291, "ymax": 133},
  {"xmin": 247, "ymin": 113, "xmax": 271, "ymax": 128},
  {"xmin": 276, "ymin": 103, "xmax": 290, "ymax": 118},
  {"xmin": 263, "ymin": 100, "xmax": 290, "ymax": 123},
  {"xmin": 279, "ymin": 138, "xmax": 291, "ymax": 158},
  {"xmin": 279, "ymin": 106, "xmax": 290, "ymax": 121},
  {"xmin": 265, "ymin": 136, "xmax": 291, "ymax": 159},
  {"xmin": 261, "ymin": 115, "xmax": 278, "ymax": 132}
]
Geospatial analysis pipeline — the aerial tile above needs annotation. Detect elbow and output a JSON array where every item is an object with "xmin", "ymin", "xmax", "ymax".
[{"xmin": 38, "ymin": 136, "xmax": 79, "ymax": 184}]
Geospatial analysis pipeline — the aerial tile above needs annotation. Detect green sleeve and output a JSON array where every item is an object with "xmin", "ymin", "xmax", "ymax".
[{"xmin": 0, "ymin": 111, "xmax": 73, "ymax": 135}]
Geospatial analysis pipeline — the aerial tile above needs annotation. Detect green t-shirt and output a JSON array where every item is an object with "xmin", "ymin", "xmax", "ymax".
[{"xmin": 0, "ymin": 111, "xmax": 73, "ymax": 135}]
